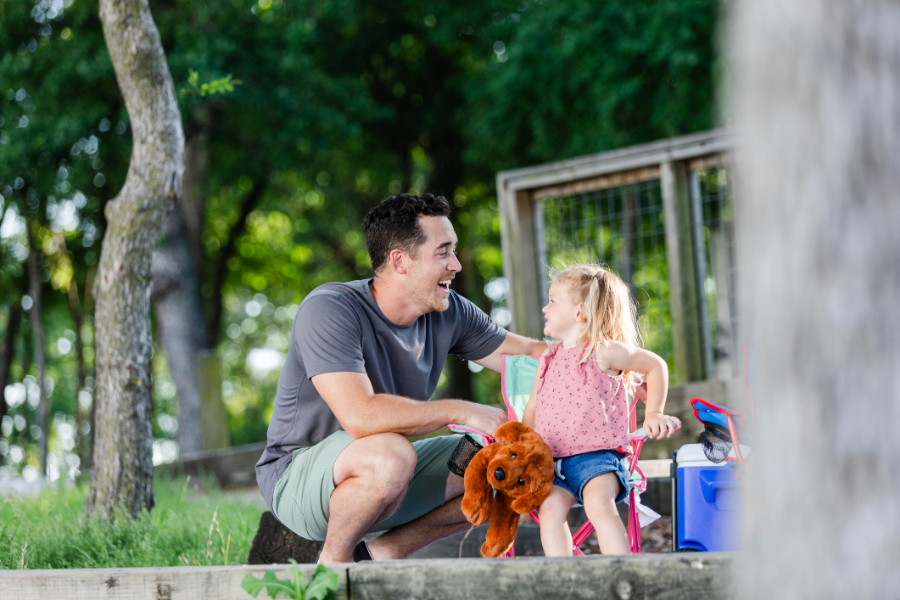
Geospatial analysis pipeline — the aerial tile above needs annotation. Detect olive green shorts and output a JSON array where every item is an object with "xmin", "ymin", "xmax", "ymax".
[{"xmin": 271, "ymin": 431, "xmax": 461, "ymax": 541}]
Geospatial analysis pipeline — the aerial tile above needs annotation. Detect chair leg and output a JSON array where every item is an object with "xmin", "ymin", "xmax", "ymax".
[
  {"xmin": 628, "ymin": 490, "xmax": 642, "ymax": 553},
  {"xmin": 571, "ymin": 520, "xmax": 595, "ymax": 555}
]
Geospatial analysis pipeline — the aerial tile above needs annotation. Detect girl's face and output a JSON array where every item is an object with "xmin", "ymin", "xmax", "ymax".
[{"xmin": 542, "ymin": 281, "xmax": 584, "ymax": 342}]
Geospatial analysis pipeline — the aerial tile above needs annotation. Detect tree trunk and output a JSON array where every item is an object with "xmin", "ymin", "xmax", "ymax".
[
  {"xmin": 0, "ymin": 300, "xmax": 22, "ymax": 429},
  {"xmin": 182, "ymin": 107, "xmax": 213, "ymax": 275},
  {"xmin": 428, "ymin": 142, "xmax": 475, "ymax": 402},
  {"xmin": 64, "ymin": 264, "xmax": 91, "ymax": 472},
  {"xmin": 0, "ymin": 204, "xmax": 17, "ymax": 429},
  {"xmin": 151, "ymin": 199, "xmax": 208, "ymax": 454},
  {"xmin": 26, "ymin": 220, "xmax": 49, "ymax": 476},
  {"xmin": 731, "ymin": 1, "xmax": 900, "ymax": 596},
  {"xmin": 86, "ymin": 0, "xmax": 184, "ymax": 519},
  {"xmin": 206, "ymin": 178, "xmax": 266, "ymax": 346},
  {"xmin": 440, "ymin": 265, "xmax": 475, "ymax": 402}
]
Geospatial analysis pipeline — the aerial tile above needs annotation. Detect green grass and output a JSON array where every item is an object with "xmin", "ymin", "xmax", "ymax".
[{"xmin": 0, "ymin": 476, "xmax": 265, "ymax": 569}]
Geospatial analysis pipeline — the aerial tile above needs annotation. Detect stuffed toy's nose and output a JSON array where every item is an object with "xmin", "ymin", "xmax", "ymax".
[{"xmin": 493, "ymin": 468, "xmax": 506, "ymax": 481}]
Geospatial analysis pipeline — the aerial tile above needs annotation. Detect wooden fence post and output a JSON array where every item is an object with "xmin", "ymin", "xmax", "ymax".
[
  {"xmin": 661, "ymin": 160, "xmax": 706, "ymax": 382},
  {"xmin": 197, "ymin": 351, "xmax": 229, "ymax": 451}
]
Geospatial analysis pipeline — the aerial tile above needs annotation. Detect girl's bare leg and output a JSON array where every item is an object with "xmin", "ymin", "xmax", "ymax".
[
  {"xmin": 582, "ymin": 473, "xmax": 630, "ymax": 555},
  {"xmin": 537, "ymin": 485, "xmax": 578, "ymax": 556}
]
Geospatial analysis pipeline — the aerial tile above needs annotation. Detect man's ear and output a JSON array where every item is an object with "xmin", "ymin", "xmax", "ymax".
[{"xmin": 388, "ymin": 248, "xmax": 407, "ymax": 274}]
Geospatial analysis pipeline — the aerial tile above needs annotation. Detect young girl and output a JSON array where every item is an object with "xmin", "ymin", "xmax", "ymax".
[{"xmin": 522, "ymin": 264, "xmax": 681, "ymax": 556}]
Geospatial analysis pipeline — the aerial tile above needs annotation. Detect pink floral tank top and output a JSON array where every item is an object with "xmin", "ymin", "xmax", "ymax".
[{"xmin": 533, "ymin": 343, "xmax": 631, "ymax": 458}]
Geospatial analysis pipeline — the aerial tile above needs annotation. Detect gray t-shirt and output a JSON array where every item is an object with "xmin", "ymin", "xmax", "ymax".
[{"xmin": 255, "ymin": 279, "xmax": 507, "ymax": 508}]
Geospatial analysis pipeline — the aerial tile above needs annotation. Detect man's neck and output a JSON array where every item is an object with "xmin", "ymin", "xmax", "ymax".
[{"xmin": 371, "ymin": 276, "xmax": 420, "ymax": 326}]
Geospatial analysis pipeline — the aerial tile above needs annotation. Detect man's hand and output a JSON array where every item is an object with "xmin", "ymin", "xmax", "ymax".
[{"xmin": 459, "ymin": 402, "xmax": 508, "ymax": 437}]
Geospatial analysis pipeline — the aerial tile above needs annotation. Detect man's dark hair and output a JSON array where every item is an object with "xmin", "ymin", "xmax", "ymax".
[{"xmin": 364, "ymin": 193, "xmax": 451, "ymax": 273}]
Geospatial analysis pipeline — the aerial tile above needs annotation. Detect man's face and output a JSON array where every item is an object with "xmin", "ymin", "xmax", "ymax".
[{"xmin": 404, "ymin": 215, "xmax": 462, "ymax": 314}]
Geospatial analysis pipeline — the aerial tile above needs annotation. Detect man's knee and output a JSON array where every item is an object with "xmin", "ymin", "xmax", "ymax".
[
  {"xmin": 370, "ymin": 433, "xmax": 418, "ymax": 483},
  {"xmin": 336, "ymin": 433, "xmax": 418, "ymax": 493}
]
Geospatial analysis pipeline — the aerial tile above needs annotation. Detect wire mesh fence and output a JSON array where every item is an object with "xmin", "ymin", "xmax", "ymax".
[
  {"xmin": 535, "ymin": 160, "xmax": 737, "ymax": 383},
  {"xmin": 539, "ymin": 177, "xmax": 674, "ymax": 376},
  {"xmin": 692, "ymin": 166, "xmax": 738, "ymax": 379}
]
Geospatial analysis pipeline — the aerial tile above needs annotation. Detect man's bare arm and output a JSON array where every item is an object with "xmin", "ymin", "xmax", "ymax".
[
  {"xmin": 311, "ymin": 371, "xmax": 507, "ymax": 438},
  {"xmin": 473, "ymin": 332, "xmax": 547, "ymax": 373}
]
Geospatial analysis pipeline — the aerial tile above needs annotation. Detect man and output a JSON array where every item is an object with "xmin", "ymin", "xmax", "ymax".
[{"xmin": 256, "ymin": 193, "xmax": 545, "ymax": 564}]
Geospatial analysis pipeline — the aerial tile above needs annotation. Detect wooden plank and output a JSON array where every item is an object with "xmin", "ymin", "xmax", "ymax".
[
  {"xmin": 198, "ymin": 351, "xmax": 230, "ymax": 451},
  {"xmin": 661, "ymin": 160, "xmax": 706, "ymax": 383},
  {"xmin": 160, "ymin": 442, "xmax": 264, "ymax": 489},
  {"xmin": 497, "ymin": 129, "xmax": 730, "ymax": 192},
  {"xmin": 639, "ymin": 458, "xmax": 673, "ymax": 479},
  {"xmin": 688, "ymin": 153, "xmax": 726, "ymax": 171},
  {"xmin": 0, "ymin": 555, "xmax": 735, "ymax": 600},
  {"xmin": 497, "ymin": 183, "xmax": 543, "ymax": 338},
  {"xmin": 0, "ymin": 564, "xmax": 349, "ymax": 600},
  {"xmin": 531, "ymin": 165, "xmax": 661, "ymax": 200},
  {"xmin": 351, "ymin": 554, "xmax": 735, "ymax": 600}
]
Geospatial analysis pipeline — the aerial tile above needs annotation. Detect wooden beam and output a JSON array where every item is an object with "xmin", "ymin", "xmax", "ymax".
[
  {"xmin": 0, "ymin": 564, "xmax": 348, "ymax": 600},
  {"xmin": 2, "ymin": 555, "xmax": 735, "ymax": 600},
  {"xmin": 497, "ymin": 130, "xmax": 730, "ymax": 192},
  {"xmin": 351, "ymin": 554, "xmax": 736, "ymax": 600},
  {"xmin": 198, "ymin": 351, "xmax": 229, "ymax": 451},
  {"xmin": 661, "ymin": 160, "xmax": 706, "ymax": 382},
  {"xmin": 497, "ymin": 179, "xmax": 543, "ymax": 338}
]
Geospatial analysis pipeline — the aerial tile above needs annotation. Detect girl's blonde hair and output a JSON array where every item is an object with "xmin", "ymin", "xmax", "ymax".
[{"xmin": 550, "ymin": 264, "xmax": 642, "ymax": 388}]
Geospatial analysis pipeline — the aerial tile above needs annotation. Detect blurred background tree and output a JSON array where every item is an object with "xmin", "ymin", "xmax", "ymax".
[{"xmin": 0, "ymin": 0, "xmax": 722, "ymax": 482}]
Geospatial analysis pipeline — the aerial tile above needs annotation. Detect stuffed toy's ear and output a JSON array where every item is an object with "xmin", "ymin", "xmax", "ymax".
[
  {"xmin": 494, "ymin": 421, "xmax": 545, "ymax": 445},
  {"xmin": 510, "ymin": 478, "xmax": 554, "ymax": 515},
  {"xmin": 480, "ymin": 493, "xmax": 519, "ymax": 558},
  {"xmin": 461, "ymin": 445, "xmax": 495, "ymax": 526},
  {"xmin": 510, "ymin": 446, "xmax": 555, "ymax": 514}
]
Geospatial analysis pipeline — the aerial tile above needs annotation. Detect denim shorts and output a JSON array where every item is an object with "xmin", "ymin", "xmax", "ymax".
[{"xmin": 553, "ymin": 448, "xmax": 630, "ymax": 504}]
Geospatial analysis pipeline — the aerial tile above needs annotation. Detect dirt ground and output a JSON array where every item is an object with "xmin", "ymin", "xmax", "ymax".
[{"xmin": 581, "ymin": 515, "xmax": 674, "ymax": 555}]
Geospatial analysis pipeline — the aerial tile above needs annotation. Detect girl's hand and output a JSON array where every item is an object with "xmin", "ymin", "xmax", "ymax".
[{"xmin": 643, "ymin": 412, "xmax": 681, "ymax": 440}]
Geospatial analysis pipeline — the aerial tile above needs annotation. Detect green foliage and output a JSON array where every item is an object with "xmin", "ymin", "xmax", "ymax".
[
  {"xmin": 1, "ymin": 0, "xmax": 127, "ymax": 476},
  {"xmin": 464, "ymin": 0, "xmax": 722, "ymax": 174},
  {"xmin": 0, "ymin": 477, "xmax": 263, "ymax": 569},
  {"xmin": 180, "ymin": 70, "xmax": 242, "ymax": 97},
  {"xmin": 0, "ymin": 0, "xmax": 723, "ymax": 475},
  {"xmin": 242, "ymin": 561, "xmax": 339, "ymax": 600}
]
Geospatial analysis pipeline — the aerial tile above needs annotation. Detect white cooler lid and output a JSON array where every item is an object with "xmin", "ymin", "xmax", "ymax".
[{"xmin": 675, "ymin": 442, "xmax": 751, "ymax": 467}]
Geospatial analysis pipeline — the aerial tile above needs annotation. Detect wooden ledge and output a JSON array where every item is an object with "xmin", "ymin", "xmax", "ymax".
[{"xmin": 1, "ymin": 553, "xmax": 736, "ymax": 600}]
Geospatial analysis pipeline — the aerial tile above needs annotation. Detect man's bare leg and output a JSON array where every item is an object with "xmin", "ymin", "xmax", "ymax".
[
  {"xmin": 317, "ymin": 433, "xmax": 417, "ymax": 564},
  {"xmin": 366, "ymin": 472, "xmax": 469, "ymax": 560}
]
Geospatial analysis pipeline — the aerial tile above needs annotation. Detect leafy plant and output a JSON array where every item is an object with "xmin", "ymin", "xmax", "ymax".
[
  {"xmin": 180, "ymin": 69, "xmax": 242, "ymax": 97},
  {"xmin": 242, "ymin": 560, "xmax": 339, "ymax": 600}
]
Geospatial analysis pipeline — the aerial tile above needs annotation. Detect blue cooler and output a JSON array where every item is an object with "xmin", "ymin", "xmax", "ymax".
[{"xmin": 672, "ymin": 443, "xmax": 742, "ymax": 551}]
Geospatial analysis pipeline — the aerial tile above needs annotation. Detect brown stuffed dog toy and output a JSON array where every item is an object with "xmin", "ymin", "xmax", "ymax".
[{"xmin": 460, "ymin": 421, "xmax": 554, "ymax": 557}]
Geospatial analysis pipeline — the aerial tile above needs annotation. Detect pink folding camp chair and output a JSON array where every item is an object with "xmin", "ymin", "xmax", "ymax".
[{"xmin": 452, "ymin": 354, "xmax": 661, "ymax": 556}]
